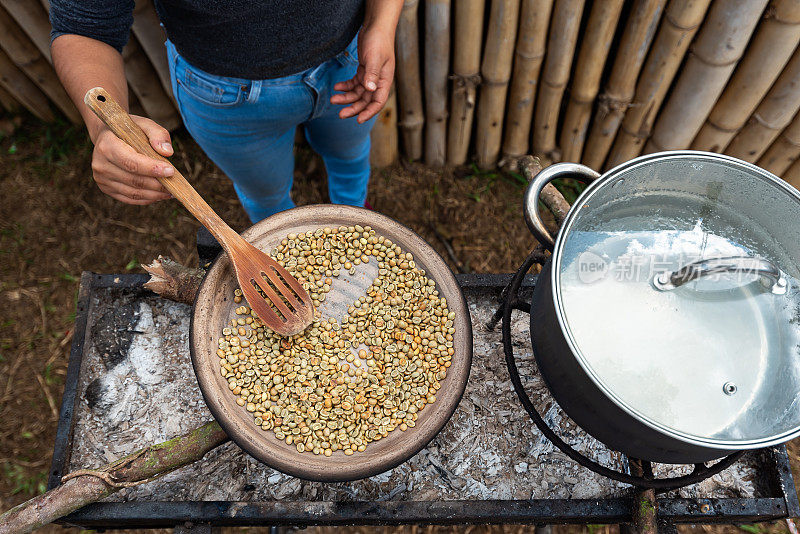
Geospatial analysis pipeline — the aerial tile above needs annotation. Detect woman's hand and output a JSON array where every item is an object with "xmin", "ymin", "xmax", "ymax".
[
  {"xmin": 331, "ymin": 1, "xmax": 402, "ymax": 123},
  {"xmin": 90, "ymin": 116, "xmax": 175, "ymax": 205}
]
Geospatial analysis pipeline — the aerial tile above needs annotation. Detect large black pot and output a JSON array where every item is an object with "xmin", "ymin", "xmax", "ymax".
[{"xmin": 525, "ymin": 152, "xmax": 800, "ymax": 464}]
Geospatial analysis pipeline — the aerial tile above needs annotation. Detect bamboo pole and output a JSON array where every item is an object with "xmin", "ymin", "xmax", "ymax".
[
  {"xmin": 395, "ymin": 0, "xmax": 424, "ymax": 160},
  {"xmin": 446, "ymin": 0, "xmax": 485, "ymax": 165},
  {"xmin": 559, "ymin": 0, "xmax": 625, "ymax": 163},
  {"xmin": 531, "ymin": 0, "xmax": 585, "ymax": 166},
  {"xmin": 725, "ymin": 51, "xmax": 800, "ymax": 162},
  {"xmin": 0, "ymin": 0, "xmax": 51, "ymax": 62},
  {"xmin": 132, "ymin": 0, "xmax": 173, "ymax": 100},
  {"xmin": 501, "ymin": 0, "xmax": 554, "ymax": 164},
  {"xmin": 0, "ymin": 48, "xmax": 53, "ymax": 121},
  {"xmin": 122, "ymin": 34, "xmax": 181, "ymax": 131},
  {"xmin": 424, "ymin": 0, "xmax": 450, "ymax": 166},
  {"xmin": 757, "ymin": 110, "xmax": 800, "ymax": 176},
  {"xmin": 370, "ymin": 84, "xmax": 399, "ymax": 167},
  {"xmin": 475, "ymin": 0, "xmax": 521, "ymax": 168},
  {"xmin": 606, "ymin": 0, "xmax": 712, "ymax": 168},
  {"xmin": 0, "ymin": 422, "xmax": 227, "ymax": 534},
  {"xmin": 0, "ymin": 6, "xmax": 81, "ymax": 122},
  {"xmin": 691, "ymin": 0, "xmax": 800, "ymax": 152},
  {"xmin": 582, "ymin": 0, "xmax": 667, "ymax": 170},
  {"xmin": 645, "ymin": 0, "xmax": 769, "ymax": 153},
  {"xmin": 784, "ymin": 155, "xmax": 800, "ymax": 189},
  {"xmin": 0, "ymin": 83, "xmax": 19, "ymax": 112}
]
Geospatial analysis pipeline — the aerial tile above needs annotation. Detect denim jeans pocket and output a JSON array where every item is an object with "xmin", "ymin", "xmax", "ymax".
[
  {"xmin": 175, "ymin": 55, "xmax": 247, "ymax": 107},
  {"xmin": 335, "ymin": 34, "xmax": 360, "ymax": 67}
]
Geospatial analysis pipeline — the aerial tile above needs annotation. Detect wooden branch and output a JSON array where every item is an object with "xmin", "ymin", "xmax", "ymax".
[
  {"xmin": 447, "ymin": 0, "xmax": 485, "ymax": 165},
  {"xmin": 396, "ymin": 0, "xmax": 424, "ymax": 160},
  {"xmin": 692, "ymin": 0, "xmax": 800, "ymax": 152},
  {"xmin": 142, "ymin": 255, "xmax": 205, "ymax": 305},
  {"xmin": 0, "ymin": 5, "xmax": 81, "ymax": 123},
  {"xmin": 724, "ymin": 51, "xmax": 800, "ymax": 162},
  {"xmin": 582, "ymin": 0, "xmax": 666, "ymax": 171},
  {"xmin": 424, "ymin": 0, "xmax": 450, "ymax": 166},
  {"xmin": 502, "ymin": 0, "xmax": 554, "ymax": 163},
  {"xmin": 758, "ymin": 109, "xmax": 800, "ymax": 176},
  {"xmin": 0, "ymin": 47, "xmax": 53, "ymax": 121},
  {"xmin": 628, "ymin": 459, "xmax": 658, "ymax": 534},
  {"xmin": 0, "ymin": 422, "xmax": 228, "ymax": 534},
  {"xmin": 0, "ymin": 0, "xmax": 52, "ymax": 62},
  {"xmin": 370, "ymin": 83, "xmax": 399, "ymax": 167},
  {"xmin": 474, "ymin": 0, "xmax": 521, "ymax": 169},
  {"xmin": 519, "ymin": 154, "xmax": 571, "ymax": 226},
  {"xmin": 633, "ymin": 490, "xmax": 658, "ymax": 534},
  {"xmin": 532, "ymin": 0, "xmax": 586, "ymax": 166},
  {"xmin": 559, "ymin": 0, "xmax": 625, "ymax": 163},
  {"xmin": 132, "ymin": 0, "xmax": 173, "ymax": 102},
  {"xmin": 607, "ymin": 0, "xmax": 712, "ymax": 168},
  {"xmin": 122, "ymin": 34, "xmax": 181, "ymax": 131},
  {"xmin": 646, "ymin": 0, "xmax": 768, "ymax": 153}
]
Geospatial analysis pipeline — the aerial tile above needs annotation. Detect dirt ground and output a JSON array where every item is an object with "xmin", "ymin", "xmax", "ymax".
[{"xmin": 0, "ymin": 113, "xmax": 798, "ymax": 534}]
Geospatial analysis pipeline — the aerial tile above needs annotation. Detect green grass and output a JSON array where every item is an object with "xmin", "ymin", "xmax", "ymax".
[
  {"xmin": 1, "ymin": 461, "xmax": 47, "ymax": 496},
  {"xmin": 462, "ymin": 163, "xmax": 519, "ymax": 203},
  {"xmin": 40, "ymin": 120, "xmax": 87, "ymax": 167}
]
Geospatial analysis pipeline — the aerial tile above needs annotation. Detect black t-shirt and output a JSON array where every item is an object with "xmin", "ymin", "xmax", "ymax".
[{"xmin": 50, "ymin": 0, "xmax": 365, "ymax": 80}]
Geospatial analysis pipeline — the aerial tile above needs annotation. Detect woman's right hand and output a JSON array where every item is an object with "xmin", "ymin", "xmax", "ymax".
[{"xmin": 90, "ymin": 115, "xmax": 176, "ymax": 205}]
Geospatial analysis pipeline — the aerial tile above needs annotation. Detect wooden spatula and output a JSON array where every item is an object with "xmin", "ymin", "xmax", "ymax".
[{"xmin": 84, "ymin": 87, "xmax": 314, "ymax": 335}]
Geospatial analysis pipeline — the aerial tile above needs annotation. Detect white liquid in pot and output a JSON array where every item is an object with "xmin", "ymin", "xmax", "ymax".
[{"xmin": 558, "ymin": 222, "xmax": 797, "ymax": 441}]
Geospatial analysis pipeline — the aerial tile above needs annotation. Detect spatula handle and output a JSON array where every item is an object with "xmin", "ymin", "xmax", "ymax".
[{"xmin": 84, "ymin": 87, "xmax": 240, "ymax": 248}]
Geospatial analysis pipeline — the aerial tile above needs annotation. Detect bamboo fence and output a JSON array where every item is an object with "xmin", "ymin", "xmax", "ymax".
[
  {"xmin": 725, "ymin": 50, "xmax": 800, "ymax": 163},
  {"xmin": 447, "ymin": 0, "xmax": 485, "ymax": 165},
  {"xmin": 558, "ymin": 0, "xmax": 625, "ymax": 164},
  {"xmin": 474, "ymin": 0, "xmax": 520, "ymax": 168},
  {"xmin": 646, "ymin": 0, "xmax": 769, "ymax": 153},
  {"xmin": 370, "ymin": 84, "xmax": 399, "ymax": 167},
  {"xmin": 500, "ymin": 0, "xmax": 553, "ymax": 164},
  {"xmin": 691, "ymin": 0, "xmax": 800, "ymax": 152},
  {"xmin": 582, "ymin": 0, "xmax": 667, "ymax": 170},
  {"xmin": 784, "ymin": 153, "xmax": 800, "ymax": 189},
  {"xmin": 423, "ymin": 0, "xmax": 451, "ymax": 166},
  {"xmin": 606, "ymin": 0, "xmax": 712, "ymax": 168},
  {"xmin": 757, "ymin": 110, "xmax": 800, "ymax": 176},
  {"xmin": 4, "ymin": 1, "xmax": 800, "ymax": 188},
  {"xmin": 531, "ymin": 0, "xmax": 585, "ymax": 166},
  {"xmin": 396, "ymin": 0, "xmax": 424, "ymax": 161}
]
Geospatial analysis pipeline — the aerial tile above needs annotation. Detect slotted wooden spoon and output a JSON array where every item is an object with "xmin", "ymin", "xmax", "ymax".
[{"xmin": 84, "ymin": 87, "xmax": 314, "ymax": 335}]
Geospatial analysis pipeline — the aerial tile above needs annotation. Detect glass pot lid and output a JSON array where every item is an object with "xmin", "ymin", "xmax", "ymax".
[{"xmin": 554, "ymin": 152, "xmax": 800, "ymax": 448}]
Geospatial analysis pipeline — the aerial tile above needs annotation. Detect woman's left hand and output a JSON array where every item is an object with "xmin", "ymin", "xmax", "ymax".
[{"xmin": 331, "ymin": 24, "xmax": 396, "ymax": 123}]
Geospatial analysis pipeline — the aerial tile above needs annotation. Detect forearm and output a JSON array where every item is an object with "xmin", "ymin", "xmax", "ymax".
[
  {"xmin": 363, "ymin": 0, "xmax": 403, "ymax": 37},
  {"xmin": 51, "ymin": 34, "xmax": 128, "ymax": 141}
]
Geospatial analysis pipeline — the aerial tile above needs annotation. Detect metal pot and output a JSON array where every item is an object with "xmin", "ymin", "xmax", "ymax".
[{"xmin": 524, "ymin": 151, "xmax": 800, "ymax": 463}]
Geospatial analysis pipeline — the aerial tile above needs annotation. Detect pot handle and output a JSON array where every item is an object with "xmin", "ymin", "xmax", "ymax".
[
  {"xmin": 653, "ymin": 256, "xmax": 788, "ymax": 295},
  {"xmin": 523, "ymin": 163, "xmax": 600, "ymax": 250}
]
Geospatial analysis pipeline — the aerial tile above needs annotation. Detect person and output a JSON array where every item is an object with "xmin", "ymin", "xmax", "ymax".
[{"xmin": 49, "ymin": 1, "xmax": 403, "ymax": 222}]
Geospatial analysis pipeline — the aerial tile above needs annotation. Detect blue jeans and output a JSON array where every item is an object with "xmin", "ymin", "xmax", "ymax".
[{"xmin": 166, "ymin": 38, "xmax": 375, "ymax": 222}]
